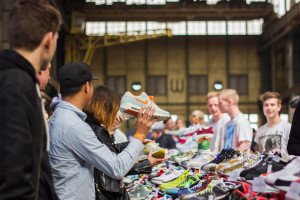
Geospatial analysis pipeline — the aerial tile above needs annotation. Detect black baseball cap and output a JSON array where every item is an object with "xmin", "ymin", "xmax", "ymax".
[{"xmin": 58, "ymin": 62, "xmax": 98, "ymax": 90}]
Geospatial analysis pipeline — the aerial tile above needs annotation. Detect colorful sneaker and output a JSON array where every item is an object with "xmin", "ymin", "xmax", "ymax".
[
  {"xmin": 182, "ymin": 181, "xmax": 217, "ymax": 200},
  {"xmin": 177, "ymin": 173, "xmax": 202, "ymax": 189},
  {"xmin": 142, "ymin": 142, "xmax": 165, "ymax": 159},
  {"xmin": 183, "ymin": 126, "xmax": 214, "ymax": 137},
  {"xmin": 197, "ymin": 137, "xmax": 211, "ymax": 154},
  {"xmin": 160, "ymin": 169, "xmax": 192, "ymax": 190},
  {"xmin": 176, "ymin": 135, "xmax": 198, "ymax": 153},
  {"xmin": 178, "ymin": 179, "xmax": 207, "ymax": 198},
  {"xmin": 229, "ymin": 182, "xmax": 257, "ymax": 200},
  {"xmin": 151, "ymin": 167, "xmax": 184, "ymax": 185},
  {"xmin": 120, "ymin": 91, "xmax": 170, "ymax": 121},
  {"xmin": 202, "ymin": 149, "xmax": 239, "ymax": 173},
  {"xmin": 219, "ymin": 150, "xmax": 259, "ymax": 175},
  {"xmin": 128, "ymin": 184, "xmax": 152, "ymax": 200},
  {"xmin": 175, "ymin": 151, "xmax": 196, "ymax": 165}
]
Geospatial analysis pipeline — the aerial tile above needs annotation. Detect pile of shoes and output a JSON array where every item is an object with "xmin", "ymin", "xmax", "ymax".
[{"xmin": 118, "ymin": 92, "xmax": 300, "ymax": 199}]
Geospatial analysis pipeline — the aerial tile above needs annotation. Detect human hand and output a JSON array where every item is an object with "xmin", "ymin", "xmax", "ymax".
[
  {"xmin": 147, "ymin": 150, "xmax": 167, "ymax": 166},
  {"xmin": 143, "ymin": 139, "xmax": 155, "ymax": 145},
  {"xmin": 135, "ymin": 106, "xmax": 157, "ymax": 138},
  {"xmin": 113, "ymin": 115, "xmax": 124, "ymax": 131}
]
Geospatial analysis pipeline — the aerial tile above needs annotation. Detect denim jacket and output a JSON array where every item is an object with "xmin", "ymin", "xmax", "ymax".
[{"xmin": 48, "ymin": 101, "xmax": 144, "ymax": 200}]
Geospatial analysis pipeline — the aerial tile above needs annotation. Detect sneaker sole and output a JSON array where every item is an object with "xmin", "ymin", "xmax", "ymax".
[
  {"xmin": 120, "ymin": 103, "xmax": 170, "ymax": 121},
  {"xmin": 152, "ymin": 149, "xmax": 165, "ymax": 159}
]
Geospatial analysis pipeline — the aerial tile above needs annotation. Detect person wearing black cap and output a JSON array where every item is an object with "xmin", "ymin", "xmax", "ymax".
[
  {"xmin": 48, "ymin": 62, "xmax": 157, "ymax": 200},
  {"xmin": 0, "ymin": 1, "xmax": 62, "ymax": 199},
  {"xmin": 287, "ymin": 95, "xmax": 300, "ymax": 156}
]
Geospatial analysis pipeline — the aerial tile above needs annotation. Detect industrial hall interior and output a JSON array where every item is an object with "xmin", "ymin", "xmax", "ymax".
[{"xmin": 1, "ymin": 0, "xmax": 300, "ymax": 199}]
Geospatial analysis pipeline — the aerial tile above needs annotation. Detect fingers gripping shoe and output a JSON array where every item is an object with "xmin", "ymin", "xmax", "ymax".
[
  {"xmin": 120, "ymin": 91, "xmax": 170, "ymax": 121},
  {"xmin": 143, "ymin": 142, "xmax": 165, "ymax": 159}
]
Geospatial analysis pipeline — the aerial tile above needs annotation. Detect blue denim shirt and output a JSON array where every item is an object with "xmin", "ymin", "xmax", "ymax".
[{"xmin": 49, "ymin": 101, "xmax": 144, "ymax": 200}]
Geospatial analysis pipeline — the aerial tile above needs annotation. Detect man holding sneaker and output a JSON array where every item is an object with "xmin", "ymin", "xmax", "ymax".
[{"xmin": 49, "ymin": 62, "xmax": 158, "ymax": 200}]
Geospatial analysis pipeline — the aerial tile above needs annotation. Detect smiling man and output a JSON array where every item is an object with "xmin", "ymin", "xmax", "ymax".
[{"xmin": 255, "ymin": 92, "xmax": 291, "ymax": 154}]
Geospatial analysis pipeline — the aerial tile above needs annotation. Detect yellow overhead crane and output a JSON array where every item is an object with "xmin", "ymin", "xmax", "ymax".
[{"xmin": 65, "ymin": 29, "xmax": 172, "ymax": 65}]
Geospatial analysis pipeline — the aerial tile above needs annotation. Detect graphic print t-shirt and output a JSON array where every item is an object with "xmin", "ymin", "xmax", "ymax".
[
  {"xmin": 254, "ymin": 121, "xmax": 291, "ymax": 155},
  {"xmin": 224, "ymin": 113, "xmax": 252, "ymax": 150}
]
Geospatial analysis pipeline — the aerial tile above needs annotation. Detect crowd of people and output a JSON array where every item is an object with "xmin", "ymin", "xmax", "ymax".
[{"xmin": 1, "ymin": 1, "xmax": 300, "ymax": 200}]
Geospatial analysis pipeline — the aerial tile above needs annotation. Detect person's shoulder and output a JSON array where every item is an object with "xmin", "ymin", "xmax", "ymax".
[{"xmin": 280, "ymin": 120, "xmax": 291, "ymax": 129}]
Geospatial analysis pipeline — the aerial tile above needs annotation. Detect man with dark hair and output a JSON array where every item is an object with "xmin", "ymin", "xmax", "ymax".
[
  {"xmin": 49, "ymin": 62, "xmax": 157, "ymax": 200},
  {"xmin": 0, "ymin": 0, "xmax": 62, "ymax": 199}
]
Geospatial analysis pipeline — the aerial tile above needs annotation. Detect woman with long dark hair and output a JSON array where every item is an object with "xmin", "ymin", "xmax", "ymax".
[{"xmin": 84, "ymin": 85, "xmax": 165, "ymax": 200}]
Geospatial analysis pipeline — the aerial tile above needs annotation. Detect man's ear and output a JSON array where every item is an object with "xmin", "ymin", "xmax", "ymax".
[
  {"xmin": 84, "ymin": 82, "xmax": 89, "ymax": 94},
  {"xmin": 43, "ymin": 32, "xmax": 53, "ymax": 50}
]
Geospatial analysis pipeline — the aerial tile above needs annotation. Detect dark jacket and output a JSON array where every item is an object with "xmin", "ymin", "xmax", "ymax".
[
  {"xmin": 156, "ymin": 132, "xmax": 176, "ymax": 149},
  {"xmin": 0, "ymin": 50, "xmax": 58, "ymax": 200},
  {"xmin": 86, "ymin": 116, "xmax": 152, "ymax": 200},
  {"xmin": 287, "ymin": 102, "xmax": 300, "ymax": 156}
]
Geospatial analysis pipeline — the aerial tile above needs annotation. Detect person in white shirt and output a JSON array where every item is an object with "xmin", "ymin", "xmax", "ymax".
[
  {"xmin": 218, "ymin": 89, "xmax": 252, "ymax": 151},
  {"xmin": 255, "ymin": 91, "xmax": 291, "ymax": 154},
  {"xmin": 206, "ymin": 92, "xmax": 230, "ymax": 154}
]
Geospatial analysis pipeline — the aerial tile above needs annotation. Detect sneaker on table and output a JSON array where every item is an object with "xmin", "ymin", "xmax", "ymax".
[
  {"xmin": 176, "ymin": 137, "xmax": 198, "ymax": 153},
  {"xmin": 120, "ymin": 91, "xmax": 170, "ymax": 121},
  {"xmin": 183, "ymin": 126, "xmax": 214, "ymax": 137},
  {"xmin": 273, "ymin": 170, "xmax": 300, "ymax": 191},
  {"xmin": 151, "ymin": 167, "xmax": 184, "ymax": 185},
  {"xmin": 160, "ymin": 169, "xmax": 193, "ymax": 190},
  {"xmin": 263, "ymin": 156, "xmax": 300, "ymax": 185},
  {"xmin": 242, "ymin": 152, "xmax": 290, "ymax": 182},
  {"xmin": 219, "ymin": 150, "xmax": 260, "ymax": 176},
  {"xmin": 186, "ymin": 153, "xmax": 215, "ymax": 168},
  {"xmin": 128, "ymin": 184, "xmax": 152, "ymax": 200},
  {"xmin": 175, "ymin": 151, "xmax": 196, "ymax": 165}
]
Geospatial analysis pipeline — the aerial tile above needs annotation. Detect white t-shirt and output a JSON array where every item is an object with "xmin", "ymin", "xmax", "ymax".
[
  {"xmin": 206, "ymin": 114, "xmax": 230, "ymax": 154},
  {"xmin": 254, "ymin": 121, "xmax": 291, "ymax": 155},
  {"xmin": 114, "ymin": 129, "xmax": 128, "ymax": 144},
  {"xmin": 224, "ymin": 113, "xmax": 253, "ymax": 150}
]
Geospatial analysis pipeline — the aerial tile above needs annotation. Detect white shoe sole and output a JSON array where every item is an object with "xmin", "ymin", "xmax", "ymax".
[{"xmin": 120, "ymin": 103, "xmax": 170, "ymax": 121}]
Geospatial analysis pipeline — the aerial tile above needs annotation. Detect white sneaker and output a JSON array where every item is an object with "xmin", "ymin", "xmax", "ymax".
[
  {"xmin": 264, "ymin": 157, "xmax": 300, "ymax": 185},
  {"xmin": 151, "ymin": 167, "xmax": 184, "ymax": 185},
  {"xmin": 120, "ymin": 91, "xmax": 170, "ymax": 121},
  {"xmin": 186, "ymin": 153, "xmax": 215, "ymax": 168}
]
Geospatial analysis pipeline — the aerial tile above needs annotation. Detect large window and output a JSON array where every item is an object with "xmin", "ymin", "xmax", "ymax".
[
  {"xmin": 106, "ymin": 76, "xmax": 127, "ymax": 95},
  {"xmin": 86, "ymin": 19, "xmax": 263, "ymax": 36},
  {"xmin": 188, "ymin": 75, "xmax": 208, "ymax": 95},
  {"xmin": 228, "ymin": 75, "xmax": 248, "ymax": 95},
  {"xmin": 147, "ymin": 76, "xmax": 167, "ymax": 95}
]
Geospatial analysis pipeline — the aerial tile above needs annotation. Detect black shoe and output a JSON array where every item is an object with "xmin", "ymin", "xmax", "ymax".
[
  {"xmin": 239, "ymin": 154, "xmax": 269, "ymax": 178},
  {"xmin": 244, "ymin": 156, "xmax": 289, "ymax": 181}
]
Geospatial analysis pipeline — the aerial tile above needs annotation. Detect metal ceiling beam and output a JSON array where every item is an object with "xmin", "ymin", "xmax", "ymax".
[{"xmin": 85, "ymin": 1, "xmax": 274, "ymax": 21}]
